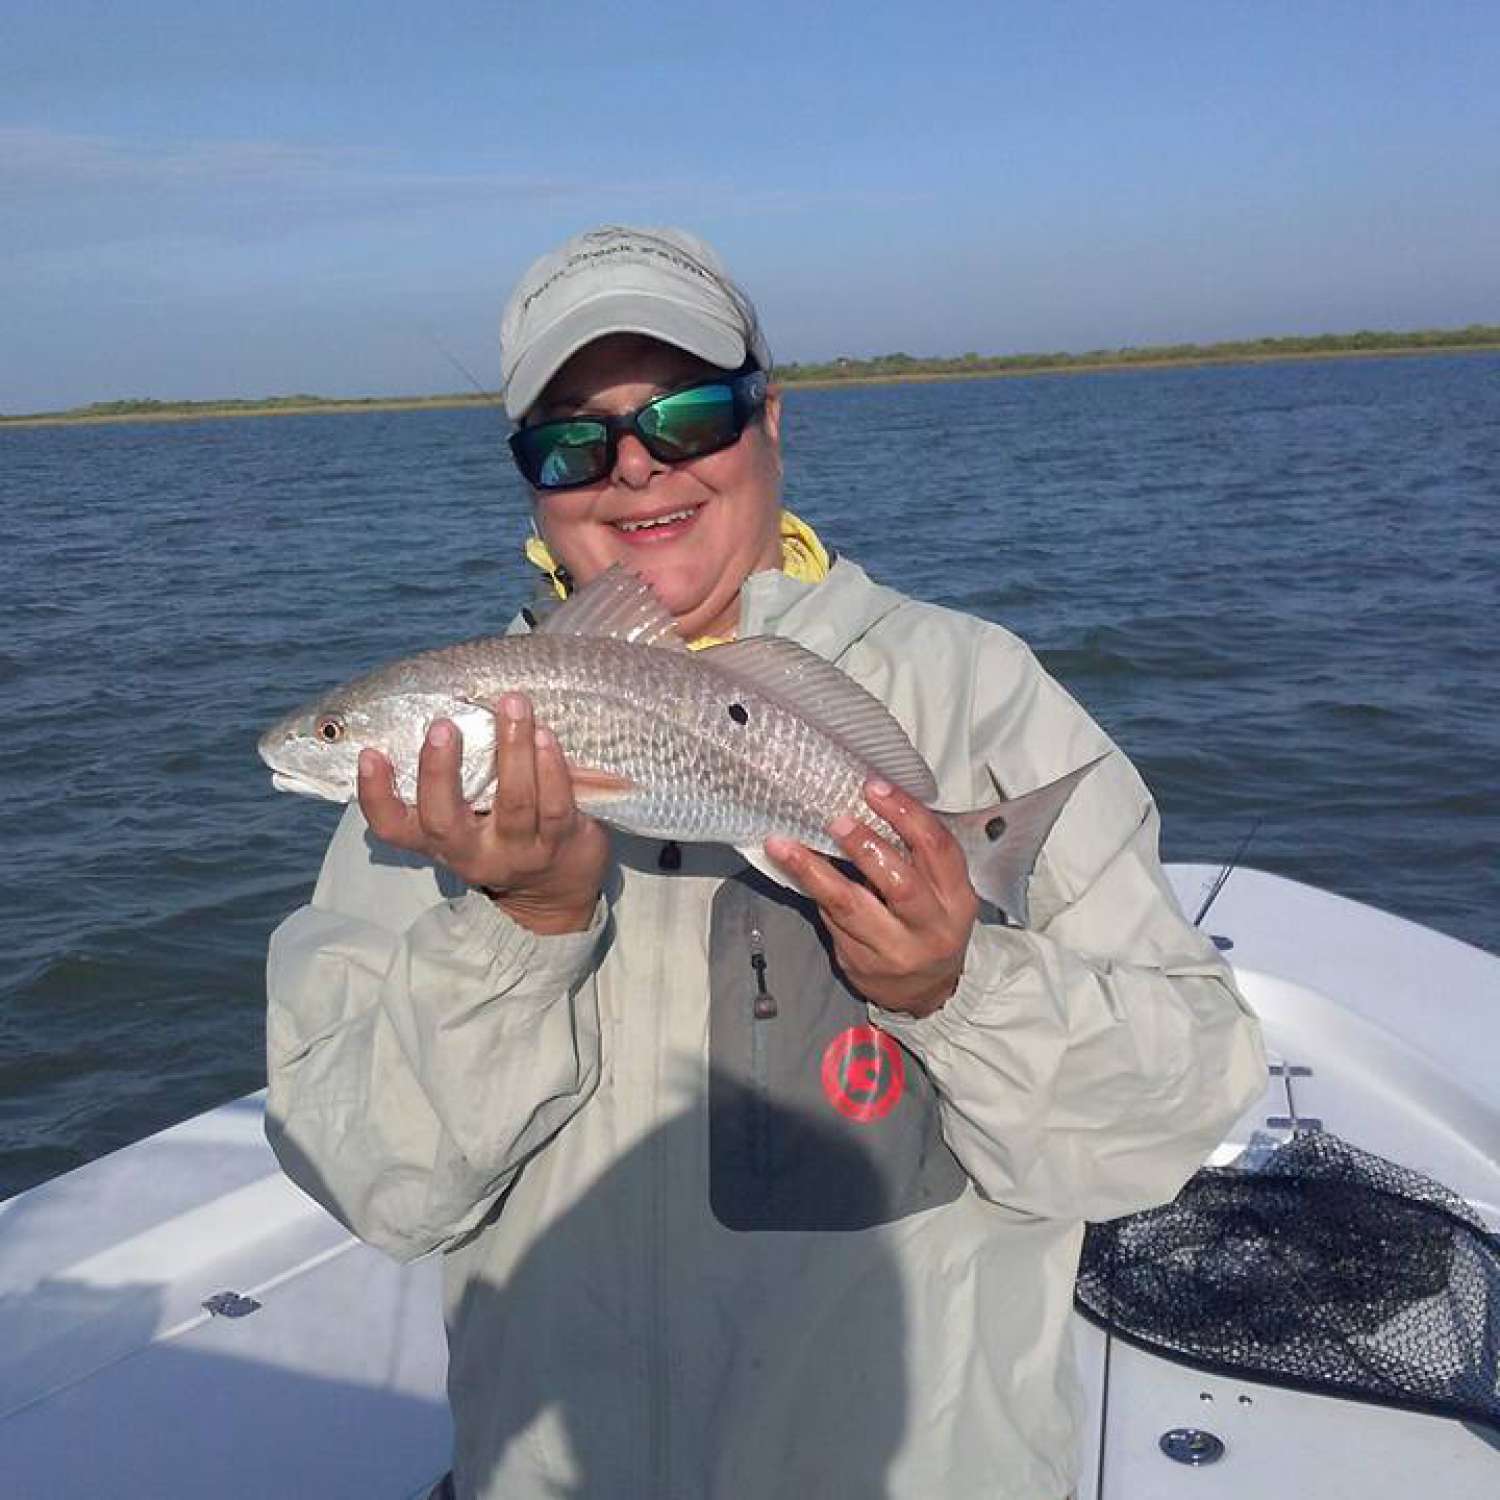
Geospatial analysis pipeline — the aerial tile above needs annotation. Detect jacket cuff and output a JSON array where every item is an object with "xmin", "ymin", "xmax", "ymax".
[
  {"xmin": 866, "ymin": 921, "xmax": 1035, "ymax": 1048},
  {"xmin": 450, "ymin": 887, "xmax": 609, "ymax": 981}
]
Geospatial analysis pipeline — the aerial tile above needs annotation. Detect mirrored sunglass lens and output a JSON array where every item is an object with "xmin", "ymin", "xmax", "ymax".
[
  {"xmin": 524, "ymin": 422, "xmax": 609, "ymax": 487},
  {"xmin": 638, "ymin": 385, "xmax": 736, "ymax": 458}
]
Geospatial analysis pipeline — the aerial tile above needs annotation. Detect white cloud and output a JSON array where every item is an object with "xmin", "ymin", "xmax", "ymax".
[
  {"xmin": 0, "ymin": 127, "xmax": 605, "ymax": 253},
  {"xmin": 0, "ymin": 128, "xmax": 931, "ymax": 253}
]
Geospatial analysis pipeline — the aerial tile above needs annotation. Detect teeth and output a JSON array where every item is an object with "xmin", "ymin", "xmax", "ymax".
[{"xmin": 617, "ymin": 509, "xmax": 694, "ymax": 533}]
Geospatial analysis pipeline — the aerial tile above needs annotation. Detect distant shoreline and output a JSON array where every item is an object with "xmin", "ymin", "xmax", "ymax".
[{"xmin": 5, "ymin": 329, "xmax": 1498, "ymax": 429}]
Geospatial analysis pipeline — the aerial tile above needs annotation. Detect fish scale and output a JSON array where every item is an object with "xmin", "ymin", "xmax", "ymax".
[{"xmin": 482, "ymin": 636, "xmax": 887, "ymax": 852}]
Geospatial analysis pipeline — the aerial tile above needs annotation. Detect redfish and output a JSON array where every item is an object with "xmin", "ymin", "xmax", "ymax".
[{"xmin": 258, "ymin": 566, "xmax": 1099, "ymax": 924}]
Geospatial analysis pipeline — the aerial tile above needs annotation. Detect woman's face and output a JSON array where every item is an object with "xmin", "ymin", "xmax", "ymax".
[{"xmin": 528, "ymin": 333, "xmax": 784, "ymax": 641}]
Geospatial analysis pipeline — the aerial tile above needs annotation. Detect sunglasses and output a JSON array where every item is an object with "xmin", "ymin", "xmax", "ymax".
[{"xmin": 510, "ymin": 368, "xmax": 769, "ymax": 492}]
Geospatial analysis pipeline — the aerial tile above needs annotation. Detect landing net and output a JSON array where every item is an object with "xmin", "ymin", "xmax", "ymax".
[{"xmin": 1075, "ymin": 1132, "xmax": 1500, "ymax": 1431}]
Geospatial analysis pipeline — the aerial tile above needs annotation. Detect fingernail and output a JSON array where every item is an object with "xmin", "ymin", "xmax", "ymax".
[
  {"xmin": 764, "ymin": 836, "xmax": 794, "ymax": 861},
  {"xmin": 828, "ymin": 813, "xmax": 857, "ymax": 838},
  {"xmin": 534, "ymin": 727, "xmax": 554, "ymax": 751},
  {"xmin": 867, "ymin": 779, "xmax": 893, "ymax": 799},
  {"xmin": 428, "ymin": 721, "xmax": 452, "ymax": 748},
  {"xmin": 358, "ymin": 749, "xmax": 379, "ymax": 777},
  {"xmin": 501, "ymin": 695, "xmax": 528, "ymax": 721}
]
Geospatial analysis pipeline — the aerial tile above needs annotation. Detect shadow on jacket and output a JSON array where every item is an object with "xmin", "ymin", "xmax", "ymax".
[{"xmin": 436, "ymin": 1077, "xmax": 909, "ymax": 1499}]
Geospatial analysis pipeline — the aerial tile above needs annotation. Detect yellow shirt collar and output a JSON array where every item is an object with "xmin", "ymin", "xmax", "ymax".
[{"xmin": 524, "ymin": 508, "xmax": 831, "ymax": 650}]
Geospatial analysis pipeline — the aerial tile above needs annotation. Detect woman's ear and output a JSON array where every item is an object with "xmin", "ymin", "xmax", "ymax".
[{"xmin": 763, "ymin": 385, "xmax": 783, "ymax": 449}]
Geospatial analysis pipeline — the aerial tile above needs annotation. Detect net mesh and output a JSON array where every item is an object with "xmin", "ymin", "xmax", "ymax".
[{"xmin": 1074, "ymin": 1131, "xmax": 1500, "ymax": 1431}]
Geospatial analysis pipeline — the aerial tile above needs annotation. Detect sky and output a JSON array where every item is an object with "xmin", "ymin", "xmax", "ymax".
[{"xmin": 3, "ymin": 0, "xmax": 1498, "ymax": 413}]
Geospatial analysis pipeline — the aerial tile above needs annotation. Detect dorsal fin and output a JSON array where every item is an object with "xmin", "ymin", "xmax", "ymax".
[
  {"xmin": 537, "ymin": 563, "xmax": 686, "ymax": 649},
  {"xmin": 703, "ymin": 636, "xmax": 939, "ymax": 801}
]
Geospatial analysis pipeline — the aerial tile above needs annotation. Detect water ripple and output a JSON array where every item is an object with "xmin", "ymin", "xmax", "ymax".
[{"xmin": 2, "ymin": 361, "xmax": 1497, "ymax": 1196}]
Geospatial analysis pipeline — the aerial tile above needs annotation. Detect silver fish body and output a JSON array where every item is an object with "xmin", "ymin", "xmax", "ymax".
[
  {"xmin": 263, "ymin": 632, "xmax": 894, "ymax": 852},
  {"xmin": 259, "ymin": 566, "xmax": 1101, "ymax": 923}
]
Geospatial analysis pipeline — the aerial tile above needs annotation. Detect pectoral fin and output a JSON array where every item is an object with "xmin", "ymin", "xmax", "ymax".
[{"xmin": 568, "ymin": 766, "xmax": 638, "ymax": 800}]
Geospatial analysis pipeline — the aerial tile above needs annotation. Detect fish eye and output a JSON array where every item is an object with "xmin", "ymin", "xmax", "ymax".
[{"xmin": 315, "ymin": 715, "xmax": 346, "ymax": 744}]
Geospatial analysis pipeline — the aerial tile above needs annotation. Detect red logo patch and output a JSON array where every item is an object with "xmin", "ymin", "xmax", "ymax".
[{"xmin": 820, "ymin": 1025, "xmax": 905, "ymax": 1122}]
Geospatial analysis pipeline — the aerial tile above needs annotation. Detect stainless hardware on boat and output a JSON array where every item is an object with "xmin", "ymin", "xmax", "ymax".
[
  {"xmin": 1266, "ymin": 1061, "xmax": 1322, "ymax": 1135},
  {"xmin": 1159, "ymin": 1428, "xmax": 1226, "ymax": 1466},
  {"xmin": 202, "ymin": 1291, "xmax": 262, "ymax": 1318}
]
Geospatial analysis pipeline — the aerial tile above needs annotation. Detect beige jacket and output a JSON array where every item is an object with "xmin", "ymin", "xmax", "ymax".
[{"xmin": 265, "ymin": 557, "xmax": 1264, "ymax": 1500}]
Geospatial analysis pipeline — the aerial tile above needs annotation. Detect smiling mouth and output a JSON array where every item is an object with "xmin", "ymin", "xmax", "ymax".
[{"xmin": 613, "ymin": 506, "xmax": 699, "ymax": 535}]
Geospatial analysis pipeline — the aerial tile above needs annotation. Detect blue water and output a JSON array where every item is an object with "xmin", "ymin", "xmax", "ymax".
[{"xmin": 2, "ymin": 355, "xmax": 1496, "ymax": 1198}]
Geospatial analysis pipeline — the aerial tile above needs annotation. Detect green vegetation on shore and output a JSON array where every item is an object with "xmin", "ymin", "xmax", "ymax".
[
  {"xmin": 4, "ymin": 392, "xmax": 499, "ymax": 426},
  {"xmin": 6, "ymin": 324, "xmax": 1498, "ymax": 428},
  {"xmin": 776, "ymin": 323, "xmax": 1500, "ymax": 384}
]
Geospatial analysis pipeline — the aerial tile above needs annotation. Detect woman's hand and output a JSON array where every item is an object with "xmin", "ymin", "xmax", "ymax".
[
  {"xmin": 358, "ymin": 693, "xmax": 610, "ymax": 935},
  {"xmin": 765, "ymin": 780, "xmax": 978, "ymax": 1018}
]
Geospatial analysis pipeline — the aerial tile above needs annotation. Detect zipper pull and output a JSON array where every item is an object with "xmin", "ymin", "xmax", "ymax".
[{"xmin": 749, "ymin": 930, "xmax": 778, "ymax": 1019}]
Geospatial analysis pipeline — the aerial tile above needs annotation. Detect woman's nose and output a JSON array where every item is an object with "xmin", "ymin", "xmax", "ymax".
[{"xmin": 612, "ymin": 431, "xmax": 665, "ymax": 488}]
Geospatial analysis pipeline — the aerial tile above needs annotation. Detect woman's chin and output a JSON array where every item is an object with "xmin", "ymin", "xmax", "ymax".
[{"xmin": 628, "ymin": 566, "xmax": 729, "ymax": 637}]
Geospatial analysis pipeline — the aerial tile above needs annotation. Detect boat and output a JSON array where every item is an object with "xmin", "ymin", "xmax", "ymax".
[{"xmin": 3, "ymin": 864, "xmax": 1496, "ymax": 1497}]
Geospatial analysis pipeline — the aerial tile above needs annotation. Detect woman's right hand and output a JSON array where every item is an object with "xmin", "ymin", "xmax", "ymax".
[{"xmin": 358, "ymin": 692, "xmax": 610, "ymax": 935}]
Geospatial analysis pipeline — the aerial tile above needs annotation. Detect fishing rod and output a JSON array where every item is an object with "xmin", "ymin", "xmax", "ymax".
[
  {"xmin": 425, "ymin": 330, "xmax": 503, "ymax": 406},
  {"xmin": 1192, "ymin": 817, "xmax": 1263, "ymax": 928}
]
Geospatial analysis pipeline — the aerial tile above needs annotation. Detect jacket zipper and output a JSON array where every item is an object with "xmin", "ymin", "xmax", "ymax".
[{"xmin": 748, "ymin": 922, "xmax": 777, "ymax": 1180}]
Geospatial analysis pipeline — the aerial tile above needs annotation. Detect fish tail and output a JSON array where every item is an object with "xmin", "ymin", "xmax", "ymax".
[{"xmin": 946, "ymin": 756, "xmax": 1107, "ymax": 926}]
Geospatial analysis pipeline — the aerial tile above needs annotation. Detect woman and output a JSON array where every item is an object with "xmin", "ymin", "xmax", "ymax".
[{"xmin": 266, "ymin": 225, "xmax": 1263, "ymax": 1499}]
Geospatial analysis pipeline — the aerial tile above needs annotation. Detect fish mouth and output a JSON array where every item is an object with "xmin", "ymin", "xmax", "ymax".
[
  {"xmin": 270, "ymin": 769, "xmax": 344, "ymax": 801},
  {"xmin": 259, "ymin": 722, "xmax": 344, "ymax": 801}
]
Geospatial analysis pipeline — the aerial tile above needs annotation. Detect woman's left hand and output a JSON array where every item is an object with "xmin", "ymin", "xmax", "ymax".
[{"xmin": 765, "ymin": 780, "xmax": 978, "ymax": 1018}]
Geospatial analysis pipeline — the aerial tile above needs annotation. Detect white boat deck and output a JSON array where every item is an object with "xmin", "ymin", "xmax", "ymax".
[
  {"xmin": 2, "ymin": 864, "xmax": 1496, "ymax": 1497},
  {"xmin": 1074, "ymin": 865, "xmax": 1500, "ymax": 1496},
  {"xmin": 0, "ymin": 1094, "xmax": 451, "ymax": 1497}
]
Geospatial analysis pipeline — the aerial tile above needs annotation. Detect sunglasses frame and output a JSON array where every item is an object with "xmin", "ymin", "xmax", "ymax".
[{"xmin": 510, "ymin": 366, "xmax": 769, "ymax": 492}]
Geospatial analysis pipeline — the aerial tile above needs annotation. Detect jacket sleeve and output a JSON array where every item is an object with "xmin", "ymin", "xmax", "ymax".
[
  {"xmin": 264, "ymin": 803, "xmax": 607, "ymax": 1261},
  {"xmin": 865, "ymin": 618, "xmax": 1266, "ymax": 1224}
]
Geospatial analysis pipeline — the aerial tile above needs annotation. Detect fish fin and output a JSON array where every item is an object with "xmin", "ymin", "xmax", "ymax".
[
  {"xmin": 535, "ymin": 563, "xmax": 686, "ymax": 650},
  {"xmin": 736, "ymin": 842, "xmax": 809, "ymax": 898},
  {"xmin": 702, "ymin": 637, "xmax": 939, "ymax": 801},
  {"xmin": 946, "ymin": 756, "xmax": 1107, "ymax": 926},
  {"xmin": 568, "ymin": 766, "xmax": 638, "ymax": 800}
]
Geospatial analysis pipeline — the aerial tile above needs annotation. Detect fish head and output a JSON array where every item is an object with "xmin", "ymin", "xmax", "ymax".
[{"xmin": 257, "ymin": 689, "xmax": 497, "ymax": 805}]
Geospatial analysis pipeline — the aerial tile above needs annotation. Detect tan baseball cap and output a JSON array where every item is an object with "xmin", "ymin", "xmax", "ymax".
[{"xmin": 500, "ymin": 225, "xmax": 772, "ymax": 419}]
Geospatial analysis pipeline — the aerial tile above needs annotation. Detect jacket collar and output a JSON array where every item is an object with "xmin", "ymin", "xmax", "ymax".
[{"xmin": 739, "ymin": 556, "xmax": 909, "ymax": 659}]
